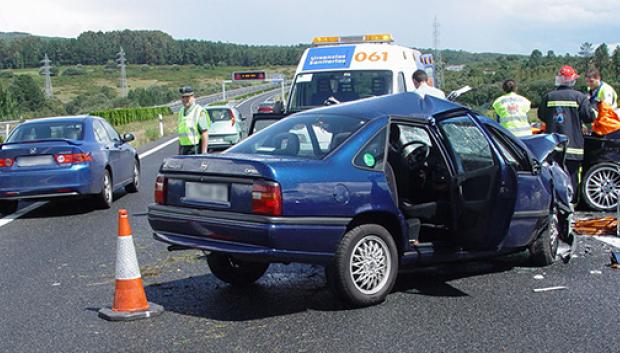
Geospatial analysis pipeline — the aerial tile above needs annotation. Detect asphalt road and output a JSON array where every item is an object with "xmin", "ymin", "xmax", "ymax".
[{"xmin": 1, "ymin": 95, "xmax": 620, "ymax": 353}]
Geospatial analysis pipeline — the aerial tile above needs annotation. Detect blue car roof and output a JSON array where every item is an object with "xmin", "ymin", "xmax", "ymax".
[
  {"xmin": 294, "ymin": 92, "xmax": 464, "ymax": 121},
  {"xmin": 23, "ymin": 115, "xmax": 93, "ymax": 124}
]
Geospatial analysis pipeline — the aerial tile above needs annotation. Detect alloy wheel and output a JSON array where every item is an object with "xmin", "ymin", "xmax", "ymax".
[{"xmin": 349, "ymin": 235, "xmax": 392, "ymax": 295}]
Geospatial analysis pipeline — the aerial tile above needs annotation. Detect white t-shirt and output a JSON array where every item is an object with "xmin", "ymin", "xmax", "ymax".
[{"xmin": 415, "ymin": 82, "xmax": 446, "ymax": 99}]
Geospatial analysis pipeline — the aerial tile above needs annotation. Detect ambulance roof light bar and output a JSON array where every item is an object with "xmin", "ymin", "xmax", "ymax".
[{"xmin": 311, "ymin": 34, "xmax": 394, "ymax": 46}]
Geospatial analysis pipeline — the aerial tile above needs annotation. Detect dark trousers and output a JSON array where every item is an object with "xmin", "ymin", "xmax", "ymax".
[
  {"xmin": 565, "ymin": 159, "xmax": 581, "ymax": 203},
  {"xmin": 603, "ymin": 130, "xmax": 620, "ymax": 139},
  {"xmin": 179, "ymin": 144, "xmax": 200, "ymax": 155}
]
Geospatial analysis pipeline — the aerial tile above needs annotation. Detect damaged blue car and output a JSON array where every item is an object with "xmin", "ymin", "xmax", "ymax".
[{"xmin": 148, "ymin": 92, "xmax": 574, "ymax": 307}]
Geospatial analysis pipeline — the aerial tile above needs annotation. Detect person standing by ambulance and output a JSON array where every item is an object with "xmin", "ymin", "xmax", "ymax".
[
  {"xmin": 412, "ymin": 70, "xmax": 445, "ymax": 99},
  {"xmin": 177, "ymin": 86, "xmax": 210, "ymax": 155},
  {"xmin": 538, "ymin": 65, "xmax": 595, "ymax": 200},
  {"xmin": 492, "ymin": 79, "xmax": 532, "ymax": 137}
]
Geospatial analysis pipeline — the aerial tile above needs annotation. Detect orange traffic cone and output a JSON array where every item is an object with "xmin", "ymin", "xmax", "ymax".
[{"xmin": 98, "ymin": 209, "xmax": 164, "ymax": 321}]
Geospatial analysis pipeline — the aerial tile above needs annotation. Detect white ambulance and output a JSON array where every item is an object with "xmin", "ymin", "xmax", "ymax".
[{"xmin": 286, "ymin": 34, "xmax": 436, "ymax": 113}]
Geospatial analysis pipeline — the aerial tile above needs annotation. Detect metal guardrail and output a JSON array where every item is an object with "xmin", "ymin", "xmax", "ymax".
[{"xmin": 167, "ymin": 82, "xmax": 288, "ymax": 112}]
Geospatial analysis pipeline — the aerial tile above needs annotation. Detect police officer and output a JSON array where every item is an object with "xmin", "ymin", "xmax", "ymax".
[
  {"xmin": 585, "ymin": 68, "xmax": 618, "ymax": 110},
  {"xmin": 177, "ymin": 86, "xmax": 210, "ymax": 155},
  {"xmin": 492, "ymin": 79, "xmax": 532, "ymax": 137},
  {"xmin": 538, "ymin": 65, "xmax": 595, "ymax": 200}
]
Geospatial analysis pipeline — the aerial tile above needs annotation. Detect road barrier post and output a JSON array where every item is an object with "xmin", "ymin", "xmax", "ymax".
[
  {"xmin": 5, "ymin": 123, "xmax": 9, "ymax": 138},
  {"xmin": 158, "ymin": 114, "xmax": 164, "ymax": 137}
]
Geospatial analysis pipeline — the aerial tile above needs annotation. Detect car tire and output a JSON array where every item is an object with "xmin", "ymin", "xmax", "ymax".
[
  {"xmin": 529, "ymin": 207, "xmax": 560, "ymax": 266},
  {"xmin": 206, "ymin": 253, "xmax": 269, "ymax": 286},
  {"xmin": 95, "ymin": 169, "xmax": 113, "ymax": 209},
  {"xmin": 0, "ymin": 200, "xmax": 18, "ymax": 215},
  {"xmin": 326, "ymin": 224, "xmax": 398, "ymax": 307},
  {"xmin": 582, "ymin": 162, "xmax": 620, "ymax": 211},
  {"xmin": 125, "ymin": 161, "xmax": 140, "ymax": 193}
]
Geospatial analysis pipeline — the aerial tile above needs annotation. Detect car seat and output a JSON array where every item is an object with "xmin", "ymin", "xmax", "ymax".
[
  {"xmin": 64, "ymin": 126, "xmax": 80, "ymax": 140},
  {"xmin": 329, "ymin": 132, "xmax": 351, "ymax": 151},
  {"xmin": 34, "ymin": 126, "xmax": 51, "ymax": 139},
  {"xmin": 371, "ymin": 77, "xmax": 388, "ymax": 96},
  {"xmin": 310, "ymin": 78, "xmax": 334, "ymax": 106},
  {"xmin": 272, "ymin": 132, "xmax": 300, "ymax": 156},
  {"xmin": 336, "ymin": 80, "xmax": 359, "ymax": 102}
]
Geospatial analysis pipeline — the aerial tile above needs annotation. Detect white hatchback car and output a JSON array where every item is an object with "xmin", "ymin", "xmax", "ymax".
[{"xmin": 205, "ymin": 106, "xmax": 245, "ymax": 151}]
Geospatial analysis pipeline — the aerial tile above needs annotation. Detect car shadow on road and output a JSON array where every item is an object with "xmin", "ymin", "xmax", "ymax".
[
  {"xmin": 144, "ymin": 264, "xmax": 348, "ymax": 322},
  {"xmin": 395, "ymin": 251, "xmax": 531, "ymax": 297},
  {"xmin": 144, "ymin": 253, "xmax": 532, "ymax": 321},
  {"xmin": 19, "ymin": 191, "xmax": 129, "ymax": 219}
]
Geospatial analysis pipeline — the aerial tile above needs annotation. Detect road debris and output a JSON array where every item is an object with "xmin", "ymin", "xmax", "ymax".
[
  {"xmin": 573, "ymin": 216, "xmax": 617, "ymax": 236},
  {"xmin": 590, "ymin": 270, "xmax": 602, "ymax": 275},
  {"xmin": 533, "ymin": 274, "xmax": 544, "ymax": 280},
  {"xmin": 533, "ymin": 286, "xmax": 567, "ymax": 293},
  {"xmin": 611, "ymin": 251, "xmax": 620, "ymax": 269}
]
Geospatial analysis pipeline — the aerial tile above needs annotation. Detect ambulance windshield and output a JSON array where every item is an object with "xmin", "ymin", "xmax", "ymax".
[{"xmin": 288, "ymin": 70, "xmax": 393, "ymax": 112}]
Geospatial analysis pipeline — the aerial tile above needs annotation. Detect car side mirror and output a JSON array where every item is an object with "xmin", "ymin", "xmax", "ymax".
[{"xmin": 122, "ymin": 133, "xmax": 135, "ymax": 143}]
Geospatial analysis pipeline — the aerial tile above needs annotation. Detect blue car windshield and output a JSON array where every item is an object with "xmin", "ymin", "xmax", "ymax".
[
  {"xmin": 7, "ymin": 122, "xmax": 84, "ymax": 143},
  {"xmin": 228, "ymin": 114, "xmax": 367, "ymax": 159}
]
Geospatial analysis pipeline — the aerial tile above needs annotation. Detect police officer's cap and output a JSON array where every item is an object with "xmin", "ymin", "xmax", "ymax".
[{"xmin": 179, "ymin": 86, "xmax": 194, "ymax": 97}]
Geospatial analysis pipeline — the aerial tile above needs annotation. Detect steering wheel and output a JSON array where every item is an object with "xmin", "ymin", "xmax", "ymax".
[{"xmin": 400, "ymin": 140, "xmax": 430, "ymax": 168}]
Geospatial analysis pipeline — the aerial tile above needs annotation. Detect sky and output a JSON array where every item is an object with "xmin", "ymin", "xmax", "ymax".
[{"xmin": 0, "ymin": 0, "xmax": 618, "ymax": 55}]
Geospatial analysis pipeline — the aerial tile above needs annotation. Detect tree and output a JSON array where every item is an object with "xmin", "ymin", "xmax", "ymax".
[
  {"xmin": 527, "ymin": 49, "xmax": 543, "ymax": 69},
  {"xmin": 0, "ymin": 84, "xmax": 19, "ymax": 120},
  {"xmin": 594, "ymin": 43, "xmax": 610, "ymax": 77},
  {"xmin": 9, "ymin": 75, "xmax": 45, "ymax": 112},
  {"xmin": 579, "ymin": 42, "xmax": 594, "ymax": 72},
  {"xmin": 612, "ymin": 47, "xmax": 620, "ymax": 81}
]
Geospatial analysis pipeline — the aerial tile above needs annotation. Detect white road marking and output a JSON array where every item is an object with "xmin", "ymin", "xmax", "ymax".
[
  {"xmin": 138, "ymin": 137, "xmax": 178, "ymax": 159},
  {"xmin": 592, "ymin": 236, "xmax": 620, "ymax": 249},
  {"xmin": 0, "ymin": 201, "xmax": 46, "ymax": 227},
  {"xmin": 0, "ymin": 137, "xmax": 180, "ymax": 229},
  {"xmin": 533, "ymin": 286, "xmax": 567, "ymax": 293}
]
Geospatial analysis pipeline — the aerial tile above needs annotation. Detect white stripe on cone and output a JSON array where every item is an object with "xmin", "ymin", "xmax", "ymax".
[{"xmin": 115, "ymin": 236, "xmax": 142, "ymax": 280}]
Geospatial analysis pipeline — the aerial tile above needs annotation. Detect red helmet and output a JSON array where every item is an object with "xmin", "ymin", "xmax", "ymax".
[{"xmin": 558, "ymin": 65, "xmax": 579, "ymax": 80}]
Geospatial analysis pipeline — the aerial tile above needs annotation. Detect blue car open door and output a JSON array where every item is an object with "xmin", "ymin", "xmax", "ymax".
[{"xmin": 435, "ymin": 113, "xmax": 518, "ymax": 250}]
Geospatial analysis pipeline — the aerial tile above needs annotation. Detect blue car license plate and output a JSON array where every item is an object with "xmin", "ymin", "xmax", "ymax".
[
  {"xmin": 185, "ymin": 182, "xmax": 228, "ymax": 203},
  {"xmin": 16, "ymin": 155, "xmax": 55, "ymax": 167}
]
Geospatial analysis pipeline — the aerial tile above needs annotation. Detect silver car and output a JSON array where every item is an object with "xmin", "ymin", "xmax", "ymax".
[{"xmin": 205, "ymin": 106, "xmax": 245, "ymax": 151}]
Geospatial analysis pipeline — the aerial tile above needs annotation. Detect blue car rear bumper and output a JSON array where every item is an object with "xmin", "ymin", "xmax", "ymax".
[
  {"xmin": 0, "ymin": 164, "xmax": 96, "ymax": 199},
  {"xmin": 148, "ymin": 204, "xmax": 350, "ymax": 264}
]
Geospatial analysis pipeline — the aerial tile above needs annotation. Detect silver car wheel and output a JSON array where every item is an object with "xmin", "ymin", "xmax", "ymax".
[
  {"xmin": 584, "ymin": 165, "xmax": 620, "ymax": 210},
  {"xmin": 549, "ymin": 212, "xmax": 559, "ymax": 255},
  {"xmin": 133, "ymin": 165, "xmax": 139, "ymax": 188},
  {"xmin": 103, "ymin": 172, "xmax": 112, "ymax": 204},
  {"xmin": 349, "ymin": 235, "xmax": 392, "ymax": 295}
]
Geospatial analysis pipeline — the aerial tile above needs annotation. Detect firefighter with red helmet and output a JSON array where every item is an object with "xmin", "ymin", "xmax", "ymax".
[{"xmin": 538, "ymin": 65, "xmax": 596, "ymax": 201}]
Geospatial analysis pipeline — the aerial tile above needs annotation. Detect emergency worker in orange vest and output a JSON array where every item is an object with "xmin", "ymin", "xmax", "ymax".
[{"xmin": 585, "ymin": 68, "xmax": 620, "ymax": 139}]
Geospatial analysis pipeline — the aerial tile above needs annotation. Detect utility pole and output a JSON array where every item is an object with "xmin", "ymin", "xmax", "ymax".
[
  {"xmin": 41, "ymin": 53, "xmax": 53, "ymax": 98},
  {"xmin": 433, "ymin": 16, "xmax": 444, "ymax": 90},
  {"xmin": 116, "ymin": 47, "xmax": 128, "ymax": 97}
]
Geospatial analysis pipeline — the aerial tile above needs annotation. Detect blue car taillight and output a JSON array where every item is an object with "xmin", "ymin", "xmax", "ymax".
[
  {"xmin": 252, "ymin": 180, "xmax": 282, "ymax": 216},
  {"xmin": 54, "ymin": 152, "xmax": 92, "ymax": 164},
  {"xmin": 155, "ymin": 175, "xmax": 167, "ymax": 205},
  {"xmin": 0, "ymin": 158, "xmax": 14, "ymax": 168}
]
